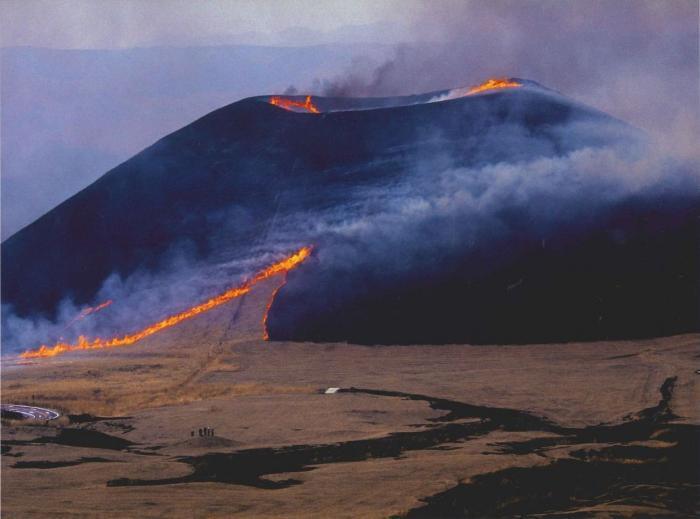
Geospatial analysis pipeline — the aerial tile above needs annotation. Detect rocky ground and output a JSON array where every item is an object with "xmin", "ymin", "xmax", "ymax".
[{"xmin": 2, "ymin": 277, "xmax": 699, "ymax": 517}]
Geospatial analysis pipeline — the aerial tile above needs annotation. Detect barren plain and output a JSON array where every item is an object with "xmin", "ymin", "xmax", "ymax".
[{"xmin": 2, "ymin": 276, "xmax": 699, "ymax": 517}]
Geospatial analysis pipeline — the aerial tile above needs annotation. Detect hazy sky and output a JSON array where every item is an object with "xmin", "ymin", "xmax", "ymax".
[
  {"xmin": 1, "ymin": 0, "xmax": 698, "ymax": 238},
  {"xmin": 0, "ymin": 0, "xmax": 411, "ymax": 48},
  {"xmin": 4, "ymin": 0, "xmax": 696, "ymax": 50}
]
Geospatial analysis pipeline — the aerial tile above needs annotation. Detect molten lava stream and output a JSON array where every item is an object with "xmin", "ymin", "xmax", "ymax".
[
  {"xmin": 467, "ymin": 78, "xmax": 522, "ymax": 95},
  {"xmin": 269, "ymin": 95, "xmax": 319, "ymax": 113},
  {"xmin": 20, "ymin": 246, "xmax": 313, "ymax": 359},
  {"xmin": 262, "ymin": 284, "xmax": 284, "ymax": 341}
]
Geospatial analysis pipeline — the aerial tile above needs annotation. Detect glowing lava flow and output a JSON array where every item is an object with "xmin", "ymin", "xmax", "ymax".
[
  {"xmin": 269, "ymin": 95, "xmax": 320, "ymax": 113},
  {"xmin": 20, "ymin": 247, "xmax": 313, "ymax": 359},
  {"xmin": 262, "ymin": 284, "xmax": 284, "ymax": 341},
  {"xmin": 467, "ymin": 78, "xmax": 522, "ymax": 95}
]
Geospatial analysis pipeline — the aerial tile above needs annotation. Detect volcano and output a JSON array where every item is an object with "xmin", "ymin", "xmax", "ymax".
[{"xmin": 2, "ymin": 78, "xmax": 698, "ymax": 352}]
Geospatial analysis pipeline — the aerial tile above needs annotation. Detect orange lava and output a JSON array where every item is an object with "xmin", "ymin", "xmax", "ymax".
[
  {"xmin": 20, "ymin": 247, "xmax": 313, "ymax": 359},
  {"xmin": 269, "ymin": 95, "xmax": 320, "ymax": 113},
  {"xmin": 262, "ymin": 284, "xmax": 284, "ymax": 341},
  {"xmin": 467, "ymin": 78, "xmax": 522, "ymax": 95}
]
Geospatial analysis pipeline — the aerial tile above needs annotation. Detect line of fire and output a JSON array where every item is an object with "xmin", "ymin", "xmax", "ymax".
[
  {"xmin": 20, "ymin": 77, "xmax": 523, "ymax": 360},
  {"xmin": 267, "ymin": 78, "xmax": 522, "ymax": 114},
  {"xmin": 20, "ymin": 246, "xmax": 312, "ymax": 359}
]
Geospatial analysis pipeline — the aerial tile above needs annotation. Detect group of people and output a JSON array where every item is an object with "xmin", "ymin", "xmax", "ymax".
[{"xmin": 191, "ymin": 427, "xmax": 215, "ymax": 437}]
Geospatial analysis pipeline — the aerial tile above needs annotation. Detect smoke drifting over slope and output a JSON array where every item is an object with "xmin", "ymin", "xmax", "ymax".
[
  {"xmin": 311, "ymin": 1, "xmax": 698, "ymax": 144},
  {"xmin": 2, "ymin": 83, "xmax": 698, "ymax": 354},
  {"xmin": 268, "ymin": 144, "xmax": 698, "ymax": 344}
]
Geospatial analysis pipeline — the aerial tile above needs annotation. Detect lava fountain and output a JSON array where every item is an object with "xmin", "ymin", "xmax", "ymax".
[{"xmin": 20, "ymin": 247, "xmax": 313, "ymax": 359}]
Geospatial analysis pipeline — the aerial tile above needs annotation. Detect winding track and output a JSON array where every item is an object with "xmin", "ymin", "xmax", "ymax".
[{"xmin": 1, "ymin": 404, "xmax": 60, "ymax": 420}]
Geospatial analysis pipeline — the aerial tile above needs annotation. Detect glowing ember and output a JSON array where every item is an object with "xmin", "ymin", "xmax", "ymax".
[
  {"xmin": 269, "ymin": 95, "xmax": 320, "ymax": 113},
  {"xmin": 20, "ymin": 247, "xmax": 313, "ymax": 359},
  {"xmin": 466, "ymin": 78, "xmax": 522, "ymax": 95}
]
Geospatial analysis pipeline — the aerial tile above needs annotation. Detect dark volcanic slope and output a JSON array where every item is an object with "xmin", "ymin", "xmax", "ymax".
[
  {"xmin": 2, "ymin": 86, "xmax": 621, "ymax": 318},
  {"xmin": 269, "ymin": 191, "xmax": 698, "ymax": 344},
  {"xmin": 3, "ymin": 82, "xmax": 697, "ymax": 346}
]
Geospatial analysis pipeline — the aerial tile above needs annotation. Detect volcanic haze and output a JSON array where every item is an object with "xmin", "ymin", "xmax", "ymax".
[{"xmin": 2, "ymin": 79, "xmax": 698, "ymax": 354}]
